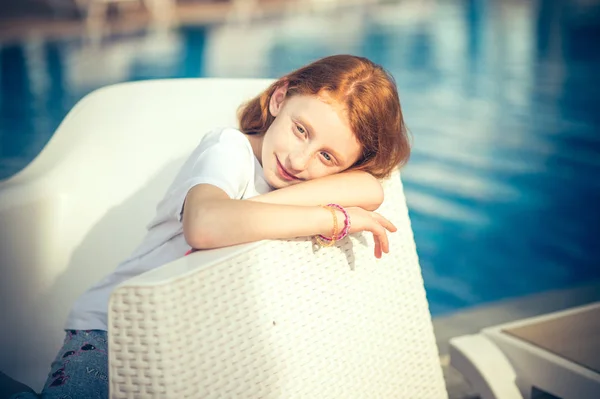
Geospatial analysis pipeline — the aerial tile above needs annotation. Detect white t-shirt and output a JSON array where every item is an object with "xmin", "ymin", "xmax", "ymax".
[{"xmin": 65, "ymin": 127, "xmax": 272, "ymax": 331}]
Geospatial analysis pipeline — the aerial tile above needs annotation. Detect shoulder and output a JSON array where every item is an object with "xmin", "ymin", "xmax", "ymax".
[
  {"xmin": 201, "ymin": 127, "xmax": 251, "ymax": 150},
  {"xmin": 186, "ymin": 127, "xmax": 255, "ymax": 181},
  {"xmin": 157, "ymin": 127, "xmax": 255, "ymax": 213},
  {"xmin": 182, "ymin": 127, "xmax": 254, "ymax": 170}
]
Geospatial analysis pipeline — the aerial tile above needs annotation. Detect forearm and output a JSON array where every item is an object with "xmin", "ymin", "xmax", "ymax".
[
  {"xmin": 249, "ymin": 170, "xmax": 383, "ymax": 210},
  {"xmin": 183, "ymin": 197, "xmax": 337, "ymax": 250}
]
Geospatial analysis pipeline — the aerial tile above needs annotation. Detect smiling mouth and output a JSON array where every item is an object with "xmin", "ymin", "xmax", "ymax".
[{"xmin": 276, "ymin": 157, "xmax": 300, "ymax": 181}]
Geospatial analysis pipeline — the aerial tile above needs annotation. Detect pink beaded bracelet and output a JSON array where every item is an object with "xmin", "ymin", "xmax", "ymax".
[{"xmin": 318, "ymin": 203, "xmax": 351, "ymax": 242}]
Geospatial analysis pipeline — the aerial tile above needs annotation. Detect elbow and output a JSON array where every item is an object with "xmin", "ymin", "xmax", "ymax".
[
  {"xmin": 182, "ymin": 206, "xmax": 217, "ymax": 250},
  {"xmin": 344, "ymin": 170, "xmax": 384, "ymax": 211},
  {"xmin": 184, "ymin": 224, "xmax": 217, "ymax": 250},
  {"xmin": 181, "ymin": 185, "xmax": 233, "ymax": 250},
  {"xmin": 183, "ymin": 220, "xmax": 205, "ymax": 250},
  {"xmin": 363, "ymin": 174, "xmax": 384, "ymax": 211},
  {"xmin": 183, "ymin": 224, "xmax": 206, "ymax": 250}
]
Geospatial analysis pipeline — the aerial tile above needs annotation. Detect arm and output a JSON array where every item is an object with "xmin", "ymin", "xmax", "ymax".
[
  {"xmin": 182, "ymin": 183, "xmax": 395, "ymax": 256},
  {"xmin": 248, "ymin": 170, "xmax": 384, "ymax": 211},
  {"xmin": 182, "ymin": 184, "xmax": 336, "ymax": 250}
]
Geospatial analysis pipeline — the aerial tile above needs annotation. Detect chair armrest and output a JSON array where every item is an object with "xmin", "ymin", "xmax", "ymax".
[
  {"xmin": 111, "ymin": 240, "xmax": 267, "ymax": 288},
  {"xmin": 107, "ymin": 170, "xmax": 448, "ymax": 398},
  {"xmin": 108, "ymin": 237, "xmax": 448, "ymax": 398},
  {"xmin": 450, "ymin": 334, "xmax": 523, "ymax": 399}
]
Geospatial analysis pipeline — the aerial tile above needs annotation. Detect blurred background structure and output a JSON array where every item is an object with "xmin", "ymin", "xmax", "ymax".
[{"xmin": 1, "ymin": 0, "xmax": 599, "ymax": 397}]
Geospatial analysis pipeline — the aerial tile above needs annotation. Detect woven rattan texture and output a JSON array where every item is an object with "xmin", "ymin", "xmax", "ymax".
[{"xmin": 108, "ymin": 173, "xmax": 448, "ymax": 398}]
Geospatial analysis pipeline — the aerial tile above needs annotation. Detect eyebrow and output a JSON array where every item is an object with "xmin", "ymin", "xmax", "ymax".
[{"xmin": 296, "ymin": 116, "xmax": 346, "ymax": 165}]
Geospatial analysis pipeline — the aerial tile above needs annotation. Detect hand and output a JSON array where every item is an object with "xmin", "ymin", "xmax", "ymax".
[{"xmin": 344, "ymin": 207, "xmax": 397, "ymax": 258}]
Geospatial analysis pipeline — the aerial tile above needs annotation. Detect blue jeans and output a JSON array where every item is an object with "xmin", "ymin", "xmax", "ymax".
[{"xmin": 10, "ymin": 330, "xmax": 108, "ymax": 399}]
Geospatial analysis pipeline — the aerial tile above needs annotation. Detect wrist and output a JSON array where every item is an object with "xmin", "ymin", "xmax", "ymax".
[
  {"xmin": 318, "ymin": 205, "xmax": 349, "ymax": 241},
  {"xmin": 317, "ymin": 206, "xmax": 339, "ymax": 237}
]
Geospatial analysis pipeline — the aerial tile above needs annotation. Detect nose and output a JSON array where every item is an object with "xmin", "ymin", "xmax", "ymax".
[{"xmin": 288, "ymin": 147, "xmax": 311, "ymax": 172}]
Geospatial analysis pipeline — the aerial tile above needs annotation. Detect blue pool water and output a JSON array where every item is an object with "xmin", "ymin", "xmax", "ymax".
[{"xmin": 1, "ymin": 1, "xmax": 599, "ymax": 315}]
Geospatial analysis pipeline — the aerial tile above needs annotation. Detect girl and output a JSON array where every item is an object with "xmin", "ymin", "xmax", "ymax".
[{"xmin": 7, "ymin": 54, "xmax": 410, "ymax": 399}]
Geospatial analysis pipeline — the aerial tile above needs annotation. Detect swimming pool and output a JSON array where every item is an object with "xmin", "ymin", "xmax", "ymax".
[{"xmin": 1, "ymin": 0, "xmax": 599, "ymax": 315}]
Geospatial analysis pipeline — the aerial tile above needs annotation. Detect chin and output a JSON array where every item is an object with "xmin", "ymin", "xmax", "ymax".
[
  {"xmin": 265, "ymin": 172, "xmax": 298, "ymax": 189},
  {"xmin": 268, "ymin": 178, "xmax": 292, "ymax": 189},
  {"xmin": 265, "ymin": 173, "xmax": 285, "ymax": 189}
]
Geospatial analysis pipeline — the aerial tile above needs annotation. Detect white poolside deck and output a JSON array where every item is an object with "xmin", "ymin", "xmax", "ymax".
[{"xmin": 436, "ymin": 280, "xmax": 600, "ymax": 399}]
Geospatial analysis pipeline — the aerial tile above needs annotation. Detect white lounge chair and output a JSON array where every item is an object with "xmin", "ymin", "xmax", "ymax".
[
  {"xmin": 450, "ymin": 302, "xmax": 600, "ymax": 399},
  {"xmin": 0, "ymin": 79, "xmax": 448, "ymax": 398}
]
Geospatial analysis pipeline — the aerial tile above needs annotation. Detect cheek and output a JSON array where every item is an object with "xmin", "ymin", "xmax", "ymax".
[
  {"xmin": 272, "ymin": 130, "xmax": 295, "ymax": 153},
  {"xmin": 305, "ymin": 163, "xmax": 337, "ymax": 180},
  {"xmin": 261, "ymin": 131, "xmax": 278, "ymax": 157}
]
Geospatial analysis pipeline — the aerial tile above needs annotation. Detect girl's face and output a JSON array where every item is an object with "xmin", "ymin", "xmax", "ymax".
[{"xmin": 254, "ymin": 86, "xmax": 362, "ymax": 189}]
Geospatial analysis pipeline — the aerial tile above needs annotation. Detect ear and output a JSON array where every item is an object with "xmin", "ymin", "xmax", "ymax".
[{"xmin": 269, "ymin": 83, "xmax": 288, "ymax": 117}]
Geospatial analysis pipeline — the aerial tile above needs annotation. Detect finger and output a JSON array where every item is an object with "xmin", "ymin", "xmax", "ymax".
[
  {"xmin": 376, "ymin": 227, "xmax": 390, "ymax": 254},
  {"xmin": 369, "ymin": 227, "xmax": 389, "ymax": 256},
  {"xmin": 372, "ymin": 213, "xmax": 397, "ymax": 232},
  {"xmin": 365, "ymin": 222, "xmax": 389, "ymax": 256},
  {"xmin": 374, "ymin": 237, "xmax": 382, "ymax": 258},
  {"xmin": 382, "ymin": 233, "xmax": 390, "ymax": 254}
]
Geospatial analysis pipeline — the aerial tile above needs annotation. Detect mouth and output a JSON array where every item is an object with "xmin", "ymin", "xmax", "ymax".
[{"xmin": 276, "ymin": 157, "xmax": 300, "ymax": 181}]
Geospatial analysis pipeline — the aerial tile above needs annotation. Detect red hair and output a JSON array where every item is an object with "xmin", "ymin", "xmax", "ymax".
[{"xmin": 238, "ymin": 54, "xmax": 410, "ymax": 179}]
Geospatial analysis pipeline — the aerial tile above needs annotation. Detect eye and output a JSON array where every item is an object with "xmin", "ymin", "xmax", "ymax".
[
  {"xmin": 295, "ymin": 124, "xmax": 306, "ymax": 135},
  {"xmin": 320, "ymin": 152, "xmax": 333, "ymax": 163}
]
